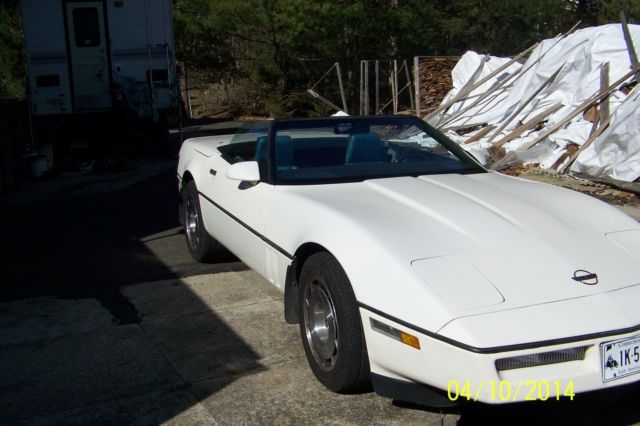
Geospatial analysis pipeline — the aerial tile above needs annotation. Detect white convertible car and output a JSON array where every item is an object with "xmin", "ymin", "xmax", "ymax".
[{"xmin": 177, "ymin": 116, "xmax": 640, "ymax": 405}]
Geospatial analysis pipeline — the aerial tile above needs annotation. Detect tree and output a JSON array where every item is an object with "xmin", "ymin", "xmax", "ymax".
[
  {"xmin": 0, "ymin": 1, "xmax": 24, "ymax": 99},
  {"xmin": 169, "ymin": 0, "xmax": 640, "ymax": 116}
]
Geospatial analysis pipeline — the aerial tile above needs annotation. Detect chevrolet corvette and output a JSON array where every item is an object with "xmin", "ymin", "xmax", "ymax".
[{"xmin": 177, "ymin": 116, "xmax": 640, "ymax": 405}]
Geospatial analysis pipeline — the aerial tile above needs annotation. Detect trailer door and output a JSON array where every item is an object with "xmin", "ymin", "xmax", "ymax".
[{"xmin": 64, "ymin": 1, "xmax": 111, "ymax": 111}]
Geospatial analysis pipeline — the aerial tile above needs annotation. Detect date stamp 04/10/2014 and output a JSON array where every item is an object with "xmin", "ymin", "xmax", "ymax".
[{"xmin": 447, "ymin": 379, "xmax": 576, "ymax": 402}]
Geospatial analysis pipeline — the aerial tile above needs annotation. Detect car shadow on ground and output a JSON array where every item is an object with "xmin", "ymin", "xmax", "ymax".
[
  {"xmin": 394, "ymin": 380, "xmax": 640, "ymax": 425},
  {"xmin": 456, "ymin": 382, "xmax": 640, "ymax": 425},
  {"xmin": 0, "ymin": 168, "xmax": 270, "ymax": 424}
]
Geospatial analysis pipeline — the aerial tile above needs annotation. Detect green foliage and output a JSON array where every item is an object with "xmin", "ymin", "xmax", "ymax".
[
  {"xmin": 599, "ymin": 0, "xmax": 640, "ymax": 24},
  {"xmin": 178, "ymin": 0, "xmax": 635, "ymax": 115},
  {"xmin": 0, "ymin": 2, "xmax": 24, "ymax": 100}
]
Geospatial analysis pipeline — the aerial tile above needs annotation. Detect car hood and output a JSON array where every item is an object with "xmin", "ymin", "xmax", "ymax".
[{"xmin": 270, "ymin": 172, "xmax": 640, "ymax": 316}]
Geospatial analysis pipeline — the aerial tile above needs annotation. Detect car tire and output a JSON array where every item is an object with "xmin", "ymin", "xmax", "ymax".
[
  {"xmin": 183, "ymin": 180, "xmax": 222, "ymax": 262},
  {"xmin": 298, "ymin": 251, "xmax": 370, "ymax": 393}
]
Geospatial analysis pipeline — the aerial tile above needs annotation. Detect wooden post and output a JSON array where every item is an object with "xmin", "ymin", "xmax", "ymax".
[
  {"xmin": 424, "ymin": 43, "xmax": 538, "ymax": 121},
  {"xmin": 432, "ymin": 21, "xmax": 582, "ymax": 125},
  {"xmin": 559, "ymin": 62, "xmax": 611, "ymax": 173},
  {"xmin": 432, "ymin": 55, "xmax": 490, "ymax": 126},
  {"xmin": 621, "ymin": 10, "xmax": 640, "ymax": 81},
  {"xmin": 558, "ymin": 113, "xmax": 612, "ymax": 173},
  {"xmin": 491, "ymin": 102, "xmax": 563, "ymax": 148},
  {"xmin": 586, "ymin": 62, "xmax": 609, "ymax": 139},
  {"xmin": 439, "ymin": 31, "xmax": 580, "ymax": 129},
  {"xmin": 519, "ymin": 64, "xmax": 640, "ymax": 151},
  {"xmin": 484, "ymin": 63, "xmax": 565, "ymax": 145},
  {"xmin": 414, "ymin": 56, "xmax": 421, "ymax": 117},
  {"xmin": 436, "ymin": 77, "xmax": 511, "ymax": 128},
  {"xmin": 599, "ymin": 62, "xmax": 610, "ymax": 125},
  {"xmin": 464, "ymin": 125, "xmax": 496, "ymax": 144}
]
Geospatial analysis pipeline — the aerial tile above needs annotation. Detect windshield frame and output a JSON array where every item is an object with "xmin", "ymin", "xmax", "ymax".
[{"xmin": 263, "ymin": 116, "xmax": 486, "ymax": 185}]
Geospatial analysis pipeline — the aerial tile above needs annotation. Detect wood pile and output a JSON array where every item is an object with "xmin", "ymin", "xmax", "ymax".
[{"xmin": 416, "ymin": 57, "xmax": 459, "ymax": 115}]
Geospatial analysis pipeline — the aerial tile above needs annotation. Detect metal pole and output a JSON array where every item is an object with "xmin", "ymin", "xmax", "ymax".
[
  {"xmin": 177, "ymin": 67, "xmax": 184, "ymax": 146},
  {"xmin": 336, "ymin": 62, "xmax": 348, "ymax": 113},
  {"xmin": 184, "ymin": 64, "xmax": 192, "ymax": 119},
  {"xmin": 364, "ymin": 61, "xmax": 369, "ymax": 115},
  {"xmin": 393, "ymin": 60, "xmax": 398, "ymax": 114},
  {"xmin": 0, "ymin": 118, "xmax": 13, "ymax": 191},
  {"xmin": 404, "ymin": 60, "xmax": 414, "ymax": 110},
  {"xmin": 414, "ymin": 57, "xmax": 420, "ymax": 117},
  {"xmin": 161, "ymin": 0, "xmax": 170, "ymax": 82},
  {"xmin": 144, "ymin": 0, "xmax": 156, "ymax": 116},
  {"xmin": 375, "ymin": 60, "xmax": 380, "ymax": 114},
  {"xmin": 358, "ymin": 61, "xmax": 364, "ymax": 115},
  {"xmin": 168, "ymin": 0, "xmax": 178, "ymax": 88},
  {"xmin": 308, "ymin": 89, "xmax": 343, "ymax": 112}
]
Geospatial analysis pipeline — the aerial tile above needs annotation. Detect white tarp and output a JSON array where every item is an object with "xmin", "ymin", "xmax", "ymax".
[
  {"xmin": 571, "ymin": 85, "xmax": 640, "ymax": 180},
  {"xmin": 431, "ymin": 24, "xmax": 640, "ymax": 182}
]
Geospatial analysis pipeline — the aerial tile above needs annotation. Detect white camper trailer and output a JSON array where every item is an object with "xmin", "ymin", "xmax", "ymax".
[{"xmin": 21, "ymin": 0, "xmax": 177, "ymax": 140}]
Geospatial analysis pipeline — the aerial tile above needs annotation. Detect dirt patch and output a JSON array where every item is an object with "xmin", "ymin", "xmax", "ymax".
[{"xmin": 499, "ymin": 165, "xmax": 640, "ymax": 216}]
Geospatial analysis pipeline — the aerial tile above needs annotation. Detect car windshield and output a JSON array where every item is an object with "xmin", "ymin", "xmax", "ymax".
[{"xmin": 271, "ymin": 117, "xmax": 484, "ymax": 184}]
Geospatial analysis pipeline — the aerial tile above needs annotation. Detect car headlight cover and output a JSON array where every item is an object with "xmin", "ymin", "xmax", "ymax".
[{"xmin": 412, "ymin": 256, "xmax": 504, "ymax": 311}]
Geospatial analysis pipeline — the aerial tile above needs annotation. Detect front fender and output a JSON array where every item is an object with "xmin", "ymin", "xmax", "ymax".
[{"xmin": 266, "ymin": 188, "xmax": 455, "ymax": 335}]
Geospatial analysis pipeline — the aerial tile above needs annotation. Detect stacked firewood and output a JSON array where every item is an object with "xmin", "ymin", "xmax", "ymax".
[{"xmin": 417, "ymin": 57, "xmax": 459, "ymax": 115}]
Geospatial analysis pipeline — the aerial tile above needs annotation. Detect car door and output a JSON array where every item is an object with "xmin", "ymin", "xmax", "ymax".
[{"xmin": 197, "ymin": 141, "xmax": 274, "ymax": 280}]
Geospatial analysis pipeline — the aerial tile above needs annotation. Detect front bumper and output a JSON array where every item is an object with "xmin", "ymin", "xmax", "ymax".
[{"xmin": 360, "ymin": 307, "xmax": 640, "ymax": 404}]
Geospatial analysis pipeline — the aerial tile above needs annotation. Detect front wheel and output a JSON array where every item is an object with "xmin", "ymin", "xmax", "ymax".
[
  {"xmin": 298, "ymin": 252, "xmax": 370, "ymax": 392},
  {"xmin": 183, "ymin": 180, "xmax": 222, "ymax": 262}
]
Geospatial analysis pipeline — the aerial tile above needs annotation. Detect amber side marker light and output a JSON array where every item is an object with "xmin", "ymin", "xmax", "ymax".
[{"xmin": 370, "ymin": 318, "xmax": 421, "ymax": 350}]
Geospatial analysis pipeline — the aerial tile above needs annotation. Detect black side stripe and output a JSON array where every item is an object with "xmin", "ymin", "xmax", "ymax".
[
  {"xmin": 197, "ymin": 191, "xmax": 294, "ymax": 260},
  {"xmin": 358, "ymin": 302, "xmax": 640, "ymax": 354}
]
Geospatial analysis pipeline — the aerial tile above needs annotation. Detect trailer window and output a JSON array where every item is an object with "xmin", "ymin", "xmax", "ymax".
[
  {"xmin": 72, "ymin": 8, "xmax": 100, "ymax": 47},
  {"xmin": 147, "ymin": 69, "xmax": 169, "ymax": 84},
  {"xmin": 36, "ymin": 75, "xmax": 60, "ymax": 87}
]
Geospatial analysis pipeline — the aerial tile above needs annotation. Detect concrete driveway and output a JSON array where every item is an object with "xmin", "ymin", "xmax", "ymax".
[{"xmin": 1, "ymin": 159, "xmax": 639, "ymax": 425}]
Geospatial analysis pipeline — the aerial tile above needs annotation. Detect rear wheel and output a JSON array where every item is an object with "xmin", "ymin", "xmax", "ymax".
[
  {"xmin": 298, "ymin": 252, "xmax": 370, "ymax": 392},
  {"xmin": 183, "ymin": 180, "xmax": 222, "ymax": 262}
]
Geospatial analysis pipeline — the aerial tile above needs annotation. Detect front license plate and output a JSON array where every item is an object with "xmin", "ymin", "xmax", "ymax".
[{"xmin": 601, "ymin": 335, "xmax": 640, "ymax": 382}]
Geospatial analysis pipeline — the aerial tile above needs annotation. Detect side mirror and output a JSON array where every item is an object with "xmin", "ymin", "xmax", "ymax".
[{"xmin": 226, "ymin": 161, "xmax": 261, "ymax": 183}]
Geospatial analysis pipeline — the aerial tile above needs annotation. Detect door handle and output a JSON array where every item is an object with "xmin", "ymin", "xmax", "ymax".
[{"xmin": 209, "ymin": 169, "xmax": 217, "ymax": 176}]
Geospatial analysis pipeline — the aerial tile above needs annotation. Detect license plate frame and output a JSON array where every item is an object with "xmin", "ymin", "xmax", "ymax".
[{"xmin": 601, "ymin": 334, "xmax": 640, "ymax": 382}]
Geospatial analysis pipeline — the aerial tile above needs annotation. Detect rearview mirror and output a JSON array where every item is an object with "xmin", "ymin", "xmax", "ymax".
[
  {"xmin": 334, "ymin": 122, "xmax": 353, "ymax": 134},
  {"xmin": 226, "ymin": 161, "xmax": 261, "ymax": 183}
]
